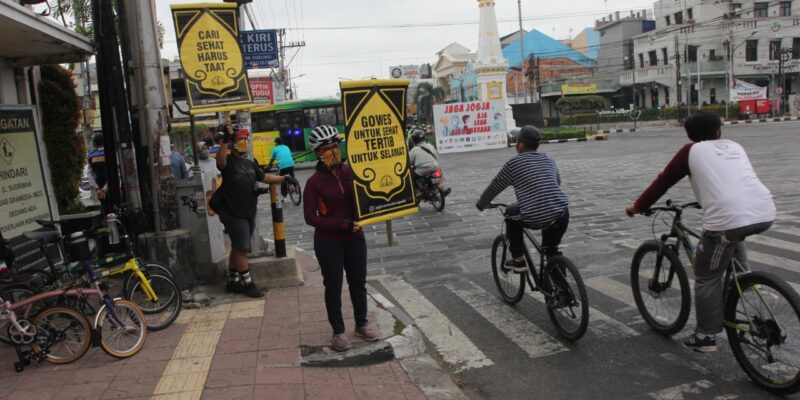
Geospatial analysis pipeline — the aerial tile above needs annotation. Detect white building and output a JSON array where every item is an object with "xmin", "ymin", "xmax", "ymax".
[{"xmin": 628, "ymin": 0, "xmax": 800, "ymax": 109}]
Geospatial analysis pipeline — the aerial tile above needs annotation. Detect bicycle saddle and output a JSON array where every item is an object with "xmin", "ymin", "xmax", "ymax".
[
  {"xmin": 22, "ymin": 230, "xmax": 60, "ymax": 243},
  {"xmin": 36, "ymin": 210, "xmax": 101, "ymax": 235}
]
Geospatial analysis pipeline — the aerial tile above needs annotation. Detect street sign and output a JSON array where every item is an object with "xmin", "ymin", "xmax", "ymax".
[
  {"xmin": 777, "ymin": 87, "xmax": 784, "ymax": 95},
  {"xmin": 240, "ymin": 29, "xmax": 279, "ymax": 69}
]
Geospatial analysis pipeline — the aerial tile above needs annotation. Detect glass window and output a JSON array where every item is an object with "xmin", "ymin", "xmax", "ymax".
[
  {"xmin": 648, "ymin": 50, "xmax": 658, "ymax": 66},
  {"xmin": 793, "ymin": 38, "xmax": 800, "ymax": 59},
  {"xmin": 754, "ymin": 2, "xmax": 768, "ymax": 17},
  {"xmin": 781, "ymin": 1, "xmax": 792, "ymax": 16},
  {"xmin": 688, "ymin": 46, "xmax": 698, "ymax": 62},
  {"xmin": 662, "ymin": 48, "xmax": 669, "ymax": 65},
  {"xmin": 665, "ymin": 15, "xmax": 671, "ymax": 26},
  {"xmin": 687, "ymin": 8, "xmax": 693, "ymax": 20},
  {"xmin": 317, "ymin": 107, "xmax": 337, "ymax": 126},
  {"xmin": 770, "ymin": 40, "xmax": 782, "ymax": 60},
  {"xmin": 746, "ymin": 40, "xmax": 758, "ymax": 62},
  {"xmin": 304, "ymin": 109, "xmax": 319, "ymax": 128},
  {"xmin": 664, "ymin": 87, "xmax": 670, "ymax": 105},
  {"xmin": 253, "ymin": 111, "xmax": 276, "ymax": 132},
  {"xmin": 335, "ymin": 106, "xmax": 344, "ymax": 125},
  {"xmin": 674, "ymin": 11, "xmax": 683, "ymax": 24},
  {"xmin": 638, "ymin": 53, "xmax": 644, "ymax": 68},
  {"xmin": 732, "ymin": 3, "xmax": 742, "ymax": 18}
]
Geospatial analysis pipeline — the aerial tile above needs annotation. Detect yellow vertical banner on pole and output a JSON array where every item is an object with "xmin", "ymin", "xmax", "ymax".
[
  {"xmin": 171, "ymin": 3, "xmax": 254, "ymax": 114},
  {"xmin": 340, "ymin": 80, "xmax": 418, "ymax": 226}
]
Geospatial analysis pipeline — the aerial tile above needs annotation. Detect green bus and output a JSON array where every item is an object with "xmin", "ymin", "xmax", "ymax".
[{"xmin": 250, "ymin": 98, "xmax": 346, "ymax": 165}]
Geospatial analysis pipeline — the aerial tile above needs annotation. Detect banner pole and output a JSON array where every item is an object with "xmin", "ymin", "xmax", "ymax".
[{"xmin": 386, "ymin": 220, "xmax": 394, "ymax": 247}]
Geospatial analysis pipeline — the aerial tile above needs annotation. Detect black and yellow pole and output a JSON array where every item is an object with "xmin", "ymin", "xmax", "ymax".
[{"xmin": 270, "ymin": 182, "xmax": 286, "ymax": 258}]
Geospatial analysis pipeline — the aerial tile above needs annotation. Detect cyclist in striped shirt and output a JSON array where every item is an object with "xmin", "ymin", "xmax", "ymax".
[{"xmin": 476, "ymin": 125, "xmax": 570, "ymax": 272}]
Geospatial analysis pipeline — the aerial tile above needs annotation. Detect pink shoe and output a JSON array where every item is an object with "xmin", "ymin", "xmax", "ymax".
[
  {"xmin": 354, "ymin": 325, "xmax": 380, "ymax": 342},
  {"xmin": 332, "ymin": 334, "xmax": 350, "ymax": 351}
]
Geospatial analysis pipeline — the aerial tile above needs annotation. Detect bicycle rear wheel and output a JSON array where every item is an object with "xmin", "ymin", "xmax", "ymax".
[
  {"xmin": 32, "ymin": 306, "xmax": 92, "ymax": 364},
  {"xmin": 289, "ymin": 182, "xmax": 302, "ymax": 205},
  {"xmin": 127, "ymin": 273, "xmax": 182, "ymax": 331},
  {"xmin": 491, "ymin": 234, "xmax": 525, "ymax": 304},
  {"xmin": 545, "ymin": 256, "xmax": 589, "ymax": 341},
  {"xmin": 94, "ymin": 299, "xmax": 147, "ymax": 358},
  {"xmin": 725, "ymin": 271, "xmax": 800, "ymax": 394},
  {"xmin": 631, "ymin": 241, "xmax": 691, "ymax": 335}
]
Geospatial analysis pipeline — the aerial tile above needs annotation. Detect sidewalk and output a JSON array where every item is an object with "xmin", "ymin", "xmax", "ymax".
[{"xmin": 0, "ymin": 250, "xmax": 467, "ymax": 400}]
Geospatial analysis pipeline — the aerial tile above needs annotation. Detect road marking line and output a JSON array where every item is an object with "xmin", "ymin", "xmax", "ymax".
[
  {"xmin": 647, "ymin": 380, "xmax": 715, "ymax": 400},
  {"xmin": 447, "ymin": 281, "xmax": 566, "ymax": 358},
  {"xmin": 585, "ymin": 276, "xmax": 637, "ymax": 308},
  {"xmin": 381, "ymin": 277, "xmax": 494, "ymax": 372},
  {"xmin": 772, "ymin": 225, "xmax": 800, "ymax": 237},
  {"xmin": 749, "ymin": 235, "xmax": 799, "ymax": 254},
  {"xmin": 748, "ymin": 250, "xmax": 800, "ymax": 274}
]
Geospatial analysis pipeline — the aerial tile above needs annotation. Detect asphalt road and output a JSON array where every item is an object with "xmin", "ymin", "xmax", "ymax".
[{"xmin": 259, "ymin": 121, "xmax": 800, "ymax": 399}]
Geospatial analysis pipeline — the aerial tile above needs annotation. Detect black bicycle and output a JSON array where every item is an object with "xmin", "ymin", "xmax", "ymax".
[
  {"xmin": 488, "ymin": 203, "xmax": 589, "ymax": 341},
  {"xmin": 631, "ymin": 200, "xmax": 800, "ymax": 394}
]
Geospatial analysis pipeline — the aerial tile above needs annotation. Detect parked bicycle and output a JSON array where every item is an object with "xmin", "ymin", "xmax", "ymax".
[
  {"xmin": 631, "ymin": 200, "xmax": 800, "ymax": 394},
  {"xmin": 262, "ymin": 166, "xmax": 301, "ymax": 205},
  {"xmin": 488, "ymin": 203, "xmax": 589, "ymax": 341}
]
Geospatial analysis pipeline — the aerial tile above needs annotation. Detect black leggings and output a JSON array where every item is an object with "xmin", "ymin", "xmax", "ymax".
[
  {"xmin": 508, "ymin": 207, "xmax": 569, "ymax": 258},
  {"xmin": 279, "ymin": 167, "xmax": 295, "ymax": 197},
  {"xmin": 314, "ymin": 236, "xmax": 368, "ymax": 334}
]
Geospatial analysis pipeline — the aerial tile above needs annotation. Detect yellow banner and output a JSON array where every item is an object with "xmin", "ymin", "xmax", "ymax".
[
  {"xmin": 171, "ymin": 3, "xmax": 254, "ymax": 114},
  {"xmin": 561, "ymin": 83, "xmax": 598, "ymax": 95},
  {"xmin": 340, "ymin": 79, "xmax": 418, "ymax": 226}
]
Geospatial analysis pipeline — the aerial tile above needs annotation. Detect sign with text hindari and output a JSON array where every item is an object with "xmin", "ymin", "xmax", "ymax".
[
  {"xmin": 340, "ymin": 80, "xmax": 418, "ymax": 226},
  {"xmin": 432, "ymin": 101, "xmax": 507, "ymax": 154},
  {"xmin": 171, "ymin": 3, "xmax": 254, "ymax": 114}
]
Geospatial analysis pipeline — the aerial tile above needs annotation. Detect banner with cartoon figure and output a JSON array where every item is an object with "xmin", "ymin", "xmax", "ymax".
[
  {"xmin": 730, "ymin": 79, "xmax": 767, "ymax": 102},
  {"xmin": 432, "ymin": 100, "xmax": 507, "ymax": 154},
  {"xmin": 171, "ymin": 3, "xmax": 254, "ymax": 114},
  {"xmin": 340, "ymin": 80, "xmax": 418, "ymax": 226}
]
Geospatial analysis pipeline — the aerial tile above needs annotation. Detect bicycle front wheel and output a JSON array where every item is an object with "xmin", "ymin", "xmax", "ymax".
[
  {"xmin": 631, "ymin": 241, "xmax": 691, "ymax": 335},
  {"xmin": 0, "ymin": 284, "xmax": 38, "ymax": 345},
  {"xmin": 545, "ymin": 256, "xmax": 589, "ymax": 341},
  {"xmin": 122, "ymin": 261, "xmax": 174, "ymax": 295},
  {"xmin": 491, "ymin": 234, "xmax": 525, "ymax": 304},
  {"xmin": 289, "ymin": 182, "xmax": 302, "ymax": 205},
  {"xmin": 94, "ymin": 299, "xmax": 147, "ymax": 358},
  {"xmin": 127, "ymin": 273, "xmax": 182, "ymax": 331},
  {"xmin": 32, "ymin": 306, "xmax": 92, "ymax": 364},
  {"xmin": 725, "ymin": 271, "xmax": 800, "ymax": 395}
]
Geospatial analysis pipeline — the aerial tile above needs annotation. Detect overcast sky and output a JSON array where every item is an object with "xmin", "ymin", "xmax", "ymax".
[{"xmin": 155, "ymin": 0, "xmax": 654, "ymax": 98}]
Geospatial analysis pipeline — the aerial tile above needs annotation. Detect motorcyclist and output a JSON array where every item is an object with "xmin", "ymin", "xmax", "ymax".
[{"xmin": 408, "ymin": 129, "xmax": 450, "ymax": 197}]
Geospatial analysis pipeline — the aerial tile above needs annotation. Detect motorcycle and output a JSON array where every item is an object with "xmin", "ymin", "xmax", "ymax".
[{"xmin": 416, "ymin": 168, "xmax": 450, "ymax": 212}]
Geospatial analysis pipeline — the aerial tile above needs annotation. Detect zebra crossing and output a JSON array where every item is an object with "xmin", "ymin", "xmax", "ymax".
[{"xmin": 375, "ymin": 222, "xmax": 800, "ymax": 396}]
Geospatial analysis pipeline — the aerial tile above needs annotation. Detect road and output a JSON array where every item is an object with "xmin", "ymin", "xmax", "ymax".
[{"xmin": 258, "ymin": 122, "xmax": 800, "ymax": 399}]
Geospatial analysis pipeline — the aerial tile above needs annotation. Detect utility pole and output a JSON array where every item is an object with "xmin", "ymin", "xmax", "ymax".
[
  {"xmin": 674, "ymin": 35, "xmax": 683, "ymax": 121},
  {"xmin": 277, "ymin": 29, "xmax": 306, "ymax": 100},
  {"xmin": 517, "ymin": 0, "xmax": 526, "ymax": 104}
]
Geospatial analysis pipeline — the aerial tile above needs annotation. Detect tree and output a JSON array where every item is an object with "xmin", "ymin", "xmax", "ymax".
[
  {"xmin": 39, "ymin": 65, "xmax": 86, "ymax": 214},
  {"xmin": 413, "ymin": 82, "xmax": 445, "ymax": 126},
  {"xmin": 51, "ymin": 0, "xmax": 165, "ymax": 48}
]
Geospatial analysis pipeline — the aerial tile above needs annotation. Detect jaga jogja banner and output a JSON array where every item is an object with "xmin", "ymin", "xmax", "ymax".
[
  {"xmin": 171, "ymin": 3, "xmax": 254, "ymax": 114},
  {"xmin": 340, "ymin": 80, "xmax": 418, "ymax": 226},
  {"xmin": 730, "ymin": 79, "xmax": 767, "ymax": 101},
  {"xmin": 432, "ymin": 100, "xmax": 507, "ymax": 154},
  {"xmin": 0, "ymin": 107, "xmax": 53, "ymax": 239}
]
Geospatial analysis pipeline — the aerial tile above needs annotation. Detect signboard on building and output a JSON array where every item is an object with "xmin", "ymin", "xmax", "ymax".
[
  {"xmin": 0, "ymin": 107, "xmax": 53, "ymax": 239},
  {"xmin": 340, "ymin": 79, "xmax": 418, "ymax": 226},
  {"xmin": 432, "ymin": 100, "xmax": 507, "ymax": 154},
  {"xmin": 249, "ymin": 77, "xmax": 274, "ymax": 104},
  {"xmin": 171, "ymin": 3, "xmax": 254, "ymax": 114},
  {"xmin": 240, "ymin": 29, "xmax": 279, "ymax": 69},
  {"xmin": 730, "ymin": 79, "xmax": 767, "ymax": 101},
  {"xmin": 561, "ymin": 84, "xmax": 598, "ymax": 95},
  {"xmin": 390, "ymin": 65, "xmax": 431, "ymax": 81}
]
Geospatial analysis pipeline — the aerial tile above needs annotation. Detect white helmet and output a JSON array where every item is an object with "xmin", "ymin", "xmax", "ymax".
[{"xmin": 309, "ymin": 125, "xmax": 340, "ymax": 150}]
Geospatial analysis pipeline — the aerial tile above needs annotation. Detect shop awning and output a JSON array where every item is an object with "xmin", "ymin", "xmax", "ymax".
[{"xmin": 0, "ymin": 0, "xmax": 93, "ymax": 66}]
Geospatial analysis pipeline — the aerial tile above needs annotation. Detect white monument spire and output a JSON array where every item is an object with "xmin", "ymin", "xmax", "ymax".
[{"xmin": 474, "ymin": 0, "xmax": 516, "ymax": 129}]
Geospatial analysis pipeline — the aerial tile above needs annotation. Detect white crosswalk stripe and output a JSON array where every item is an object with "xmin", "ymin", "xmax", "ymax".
[
  {"xmin": 647, "ymin": 380, "xmax": 715, "ymax": 400},
  {"xmin": 772, "ymin": 225, "xmax": 800, "ymax": 237},
  {"xmin": 749, "ymin": 234, "xmax": 798, "ymax": 253},
  {"xmin": 380, "ymin": 277, "xmax": 494, "ymax": 372},
  {"xmin": 748, "ymin": 251, "xmax": 800, "ymax": 274},
  {"xmin": 447, "ymin": 281, "xmax": 567, "ymax": 358},
  {"xmin": 584, "ymin": 276, "xmax": 638, "ymax": 308}
]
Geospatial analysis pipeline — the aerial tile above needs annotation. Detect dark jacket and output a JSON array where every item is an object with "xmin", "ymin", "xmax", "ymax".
[{"xmin": 303, "ymin": 165, "xmax": 364, "ymax": 242}]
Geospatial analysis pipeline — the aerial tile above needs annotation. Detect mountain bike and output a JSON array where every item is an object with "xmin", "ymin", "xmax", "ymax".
[
  {"xmin": 262, "ymin": 166, "xmax": 301, "ymax": 205},
  {"xmin": 631, "ymin": 199, "xmax": 800, "ymax": 394},
  {"xmin": 488, "ymin": 203, "xmax": 589, "ymax": 341}
]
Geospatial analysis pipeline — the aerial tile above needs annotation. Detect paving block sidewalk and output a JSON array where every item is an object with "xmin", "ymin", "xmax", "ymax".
[{"xmin": 0, "ymin": 250, "xmax": 465, "ymax": 400}]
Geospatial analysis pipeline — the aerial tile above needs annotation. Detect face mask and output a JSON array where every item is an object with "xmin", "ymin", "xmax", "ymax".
[
  {"xmin": 199, "ymin": 149, "xmax": 210, "ymax": 160},
  {"xmin": 234, "ymin": 138, "xmax": 249, "ymax": 154},
  {"xmin": 320, "ymin": 146, "xmax": 342, "ymax": 168}
]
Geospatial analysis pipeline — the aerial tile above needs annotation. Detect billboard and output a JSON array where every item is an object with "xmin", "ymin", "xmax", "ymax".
[
  {"xmin": 730, "ymin": 79, "xmax": 767, "ymax": 101},
  {"xmin": 389, "ymin": 65, "xmax": 431, "ymax": 81},
  {"xmin": 432, "ymin": 101, "xmax": 508, "ymax": 154},
  {"xmin": 340, "ymin": 79, "xmax": 418, "ymax": 226},
  {"xmin": 561, "ymin": 84, "xmax": 598, "ymax": 95},
  {"xmin": 249, "ymin": 77, "xmax": 274, "ymax": 104}
]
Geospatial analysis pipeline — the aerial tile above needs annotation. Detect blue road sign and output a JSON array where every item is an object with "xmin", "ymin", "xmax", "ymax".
[{"xmin": 240, "ymin": 29, "xmax": 279, "ymax": 69}]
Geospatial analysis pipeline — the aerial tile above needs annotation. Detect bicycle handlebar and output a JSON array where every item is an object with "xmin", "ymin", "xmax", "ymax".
[
  {"xmin": 642, "ymin": 200, "xmax": 701, "ymax": 216},
  {"xmin": 486, "ymin": 202, "xmax": 507, "ymax": 209}
]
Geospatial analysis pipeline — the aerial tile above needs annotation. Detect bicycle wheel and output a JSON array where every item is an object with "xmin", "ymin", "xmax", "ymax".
[
  {"xmin": 725, "ymin": 271, "xmax": 800, "ymax": 394},
  {"xmin": 289, "ymin": 182, "xmax": 302, "ymax": 205},
  {"xmin": 127, "ymin": 274, "xmax": 182, "ymax": 331},
  {"xmin": 122, "ymin": 261, "xmax": 174, "ymax": 295},
  {"xmin": 431, "ymin": 189, "xmax": 445, "ymax": 211},
  {"xmin": 544, "ymin": 256, "xmax": 589, "ymax": 341},
  {"xmin": 94, "ymin": 299, "xmax": 147, "ymax": 358},
  {"xmin": 630, "ymin": 240, "xmax": 691, "ymax": 335},
  {"xmin": 491, "ymin": 234, "xmax": 525, "ymax": 304},
  {"xmin": 32, "ymin": 306, "xmax": 92, "ymax": 364},
  {"xmin": 0, "ymin": 285, "xmax": 38, "ymax": 345}
]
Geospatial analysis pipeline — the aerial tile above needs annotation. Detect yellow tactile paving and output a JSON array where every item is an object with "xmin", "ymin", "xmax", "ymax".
[
  {"xmin": 153, "ymin": 372, "xmax": 207, "ymax": 395},
  {"xmin": 162, "ymin": 356, "xmax": 213, "ymax": 376},
  {"xmin": 172, "ymin": 331, "xmax": 222, "ymax": 359},
  {"xmin": 151, "ymin": 391, "xmax": 202, "ymax": 400},
  {"xmin": 186, "ymin": 320, "xmax": 226, "ymax": 333},
  {"xmin": 228, "ymin": 299, "xmax": 265, "ymax": 319}
]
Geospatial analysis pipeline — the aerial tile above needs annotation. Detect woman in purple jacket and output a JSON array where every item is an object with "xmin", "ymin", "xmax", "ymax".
[{"xmin": 303, "ymin": 125, "xmax": 380, "ymax": 351}]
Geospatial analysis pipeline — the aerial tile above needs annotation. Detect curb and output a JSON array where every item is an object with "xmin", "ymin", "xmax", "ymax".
[
  {"xmin": 593, "ymin": 128, "xmax": 638, "ymax": 134},
  {"xmin": 298, "ymin": 283, "xmax": 426, "ymax": 368},
  {"xmin": 536, "ymin": 134, "xmax": 609, "ymax": 145},
  {"xmin": 724, "ymin": 116, "xmax": 800, "ymax": 125}
]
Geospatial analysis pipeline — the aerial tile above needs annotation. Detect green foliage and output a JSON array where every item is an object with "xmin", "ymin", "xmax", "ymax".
[
  {"xmin": 39, "ymin": 65, "xmax": 86, "ymax": 214},
  {"xmin": 562, "ymin": 103, "xmax": 741, "ymax": 125},
  {"xmin": 556, "ymin": 95, "xmax": 606, "ymax": 111},
  {"xmin": 413, "ymin": 82, "xmax": 445, "ymax": 126},
  {"xmin": 508, "ymin": 127, "xmax": 586, "ymax": 144}
]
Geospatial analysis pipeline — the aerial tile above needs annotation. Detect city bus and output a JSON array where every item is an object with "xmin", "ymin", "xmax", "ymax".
[{"xmin": 250, "ymin": 98, "xmax": 346, "ymax": 165}]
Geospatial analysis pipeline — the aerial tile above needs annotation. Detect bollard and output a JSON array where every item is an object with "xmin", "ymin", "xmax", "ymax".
[{"xmin": 270, "ymin": 182, "xmax": 287, "ymax": 258}]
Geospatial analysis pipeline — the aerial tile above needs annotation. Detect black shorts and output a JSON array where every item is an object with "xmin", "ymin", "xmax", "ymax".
[{"xmin": 217, "ymin": 211, "xmax": 255, "ymax": 252}]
